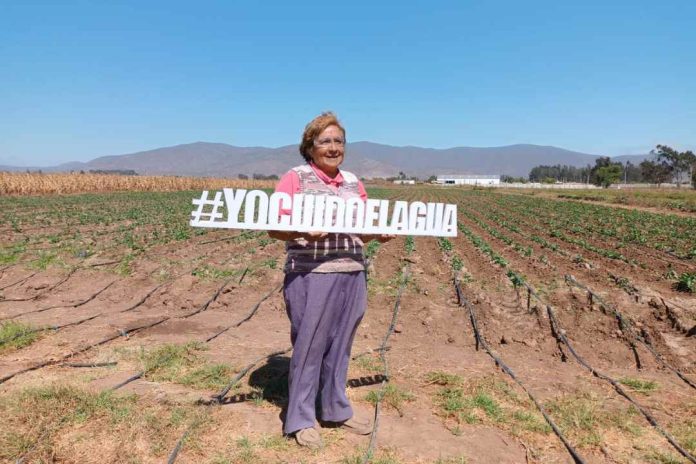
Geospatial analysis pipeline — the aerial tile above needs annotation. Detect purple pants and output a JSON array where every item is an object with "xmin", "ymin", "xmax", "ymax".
[{"xmin": 282, "ymin": 271, "xmax": 367, "ymax": 434}]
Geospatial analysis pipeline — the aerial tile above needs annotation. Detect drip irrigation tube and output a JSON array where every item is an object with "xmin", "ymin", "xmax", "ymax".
[
  {"xmin": 111, "ymin": 270, "xmax": 268, "ymax": 391},
  {"xmin": 362, "ymin": 264, "xmax": 410, "ymax": 464},
  {"xmin": 564, "ymin": 275, "xmax": 696, "ymax": 390},
  {"xmin": 0, "ymin": 271, "xmax": 37, "ymax": 291},
  {"xmin": 166, "ymin": 347, "xmax": 292, "ymax": 464},
  {"xmin": 0, "ymin": 315, "xmax": 169, "ymax": 385},
  {"xmin": 458, "ymin": 213, "xmax": 696, "ymax": 461},
  {"xmin": 0, "ymin": 267, "xmax": 78, "ymax": 303},
  {"xmin": 524, "ymin": 281, "xmax": 696, "ymax": 463},
  {"xmin": 64, "ymin": 361, "xmax": 117, "ymax": 368},
  {"xmin": 1, "ymin": 280, "xmax": 116, "ymax": 322},
  {"xmin": 1, "ymin": 266, "xmax": 258, "ymax": 385},
  {"xmin": 205, "ymin": 283, "xmax": 281, "ymax": 343},
  {"xmin": 453, "ymin": 276, "xmax": 587, "ymax": 464}
]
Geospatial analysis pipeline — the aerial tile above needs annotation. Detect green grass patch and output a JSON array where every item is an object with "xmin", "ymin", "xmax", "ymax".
[
  {"xmin": 0, "ymin": 321, "xmax": 39, "ymax": 353},
  {"xmin": 353, "ymin": 354, "xmax": 382, "ymax": 373},
  {"xmin": 435, "ymin": 457, "xmax": 468, "ymax": 464},
  {"xmin": 341, "ymin": 449, "xmax": 402, "ymax": 464},
  {"xmin": 545, "ymin": 393, "xmax": 641, "ymax": 448},
  {"xmin": 430, "ymin": 374, "xmax": 551, "ymax": 435},
  {"xmin": 673, "ymin": 415, "xmax": 696, "ymax": 455},
  {"xmin": 619, "ymin": 377, "xmax": 659, "ymax": 394},
  {"xmin": 424, "ymin": 371, "xmax": 464, "ymax": 386},
  {"xmin": 0, "ymin": 245, "xmax": 25, "ymax": 264},
  {"xmin": 30, "ymin": 251, "xmax": 58, "ymax": 270},
  {"xmin": 0, "ymin": 385, "xmax": 137, "ymax": 461},
  {"xmin": 191, "ymin": 264, "xmax": 242, "ymax": 280},
  {"xmin": 365, "ymin": 384, "xmax": 415, "ymax": 415},
  {"xmin": 116, "ymin": 252, "xmax": 136, "ymax": 276},
  {"xmin": 138, "ymin": 342, "xmax": 235, "ymax": 390}
]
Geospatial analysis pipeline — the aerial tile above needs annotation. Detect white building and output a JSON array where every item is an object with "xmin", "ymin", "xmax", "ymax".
[
  {"xmin": 436, "ymin": 175, "xmax": 500, "ymax": 186},
  {"xmin": 393, "ymin": 179, "xmax": 416, "ymax": 185}
]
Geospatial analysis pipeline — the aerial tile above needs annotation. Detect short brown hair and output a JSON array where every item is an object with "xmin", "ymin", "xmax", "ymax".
[{"xmin": 299, "ymin": 112, "xmax": 346, "ymax": 162}]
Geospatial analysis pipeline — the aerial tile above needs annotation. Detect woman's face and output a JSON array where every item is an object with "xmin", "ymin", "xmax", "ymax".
[{"xmin": 310, "ymin": 125, "xmax": 345, "ymax": 177}]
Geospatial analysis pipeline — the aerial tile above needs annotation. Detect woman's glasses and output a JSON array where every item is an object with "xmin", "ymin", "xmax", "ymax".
[{"xmin": 314, "ymin": 137, "xmax": 345, "ymax": 148}]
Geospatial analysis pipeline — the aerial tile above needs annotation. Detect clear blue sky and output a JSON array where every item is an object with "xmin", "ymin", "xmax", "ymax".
[{"xmin": 1, "ymin": 0, "xmax": 695, "ymax": 166}]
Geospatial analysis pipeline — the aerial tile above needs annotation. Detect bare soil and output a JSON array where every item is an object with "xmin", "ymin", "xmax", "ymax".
[{"xmin": 0, "ymin": 196, "xmax": 694, "ymax": 464}]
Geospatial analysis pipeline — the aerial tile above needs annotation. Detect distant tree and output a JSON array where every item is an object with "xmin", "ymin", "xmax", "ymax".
[
  {"xmin": 501, "ymin": 175, "xmax": 526, "ymax": 183},
  {"xmin": 427, "ymin": 175, "xmax": 437, "ymax": 183},
  {"xmin": 528, "ymin": 164, "xmax": 585, "ymax": 183},
  {"xmin": 251, "ymin": 173, "xmax": 280, "ymax": 181},
  {"xmin": 640, "ymin": 160, "xmax": 672, "ymax": 187},
  {"xmin": 398, "ymin": 171, "xmax": 406, "ymax": 180},
  {"xmin": 541, "ymin": 177, "xmax": 557, "ymax": 184},
  {"xmin": 623, "ymin": 161, "xmax": 643, "ymax": 183},
  {"xmin": 652, "ymin": 145, "xmax": 696, "ymax": 188},
  {"xmin": 582, "ymin": 164, "xmax": 592, "ymax": 184},
  {"xmin": 238, "ymin": 173, "xmax": 249, "ymax": 180},
  {"xmin": 594, "ymin": 165, "xmax": 622, "ymax": 188}
]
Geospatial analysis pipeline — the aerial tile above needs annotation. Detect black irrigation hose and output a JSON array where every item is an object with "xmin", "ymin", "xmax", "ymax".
[
  {"xmin": 564, "ymin": 275, "xmax": 696, "ymax": 391},
  {"xmin": 609, "ymin": 272, "xmax": 694, "ymax": 335},
  {"xmin": 2, "ymin": 261, "xmax": 249, "ymax": 386},
  {"xmin": 64, "ymin": 361, "xmax": 117, "ymax": 368},
  {"xmin": 212, "ymin": 347, "xmax": 293, "ymax": 403},
  {"xmin": 0, "ymin": 267, "xmax": 79, "ymax": 303},
  {"xmin": 167, "ymin": 347, "xmax": 293, "ymax": 464},
  {"xmin": 0, "ymin": 315, "xmax": 169, "ymax": 385},
  {"xmin": 453, "ymin": 276, "xmax": 588, "ymax": 464},
  {"xmin": 1, "ymin": 312, "xmax": 102, "ymax": 345},
  {"xmin": 524, "ymin": 281, "xmax": 696, "ymax": 464},
  {"xmin": 112, "ymin": 272, "xmax": 268, "ymax": 391},
  {"xmin": 459, "ymin": 215, "xmax": 696, "ymax": 461},
  {"xmin": 119, "ymin": 282, "xmax": 169, "ymax": 313},
  {"xmin": 1, "ymin": 280, "xmax": 116, "ymax": 322},
  {"xmin": 362, "ymin": 264, "xmax": 410, "ymax": 464},
  {"xmin": 1, "ymin": 280, "xmax": 168, "ymax": 350},
  {"xmin": 182, "ymin": 277, "xmax": 236, "ymax": 319},
  {"xmin": 0, "ymin": 271, "xmax": 37, "ymax": 291},
  {"xmin": 110, "ymin": 370, "xmax": 145, "ymax": 391},
  {"xmin": 205, "ymin": 283, "xmax": 281, "ymax": 343}
]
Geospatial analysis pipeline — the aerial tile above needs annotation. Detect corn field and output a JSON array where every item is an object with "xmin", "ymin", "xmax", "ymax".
[{"xmin": 0, "ymin": 172, "xmax": 275, "ymax": 195}]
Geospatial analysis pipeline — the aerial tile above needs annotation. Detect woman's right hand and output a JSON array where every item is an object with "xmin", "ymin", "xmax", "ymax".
[
  {"xmin": 302, "ymin": 231, "xmax": 329, "ymax": 241},
  {"xmin": 267, "ymin": 230, "xmax": 328, "ymax": 241}
]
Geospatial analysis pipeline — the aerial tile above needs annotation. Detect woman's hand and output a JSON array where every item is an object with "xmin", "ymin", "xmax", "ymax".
[
  {"xmin": 361, "ymin": 234, "xmax": 396, "ymax": 243},
  {"xmin": 302, "ymin": 231, "xmax": 329, "ymax": 241},
  {"xmin": 267, "ymin": 230, "xmax": 328, "ymax": 241}
]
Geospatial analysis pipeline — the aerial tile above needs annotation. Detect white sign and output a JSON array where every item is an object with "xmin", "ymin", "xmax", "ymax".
[{"xmin": 190, "ymin": 189, "xmax": 457, "ymax": 237}]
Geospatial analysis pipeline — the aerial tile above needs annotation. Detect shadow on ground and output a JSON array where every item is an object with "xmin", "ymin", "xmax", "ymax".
[{"xmin": 219, "ymin": 355, "xmax": 387, "ymax": 407}]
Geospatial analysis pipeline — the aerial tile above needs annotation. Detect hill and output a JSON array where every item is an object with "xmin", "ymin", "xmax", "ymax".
[{"xmin": 8, "ymin": 142, "xmax": 651, "ymax": 178}]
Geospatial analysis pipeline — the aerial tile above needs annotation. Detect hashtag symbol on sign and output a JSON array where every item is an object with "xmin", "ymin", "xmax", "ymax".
[{"xmin": 191, "ymin": 190, "xmax": 225, "ymax": 224}]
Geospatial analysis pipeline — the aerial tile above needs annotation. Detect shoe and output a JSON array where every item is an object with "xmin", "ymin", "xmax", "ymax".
[
  {"xmin": 338, "ymin": 416, "xmax": 373, "ymax": 435},
  {"xmin": 295, "ymin": 427, "xmax": 323, "ymax": 449}
]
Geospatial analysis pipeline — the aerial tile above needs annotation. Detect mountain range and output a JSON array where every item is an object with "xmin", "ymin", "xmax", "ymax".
[{"xmin": 2, "ymin": 142, "xmax": 651, "ymax": 179}]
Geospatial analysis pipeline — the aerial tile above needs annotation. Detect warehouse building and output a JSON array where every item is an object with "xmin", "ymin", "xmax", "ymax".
[{"xmin": 436, "ymin": 174, "xmax": 500, "ymax": 186}]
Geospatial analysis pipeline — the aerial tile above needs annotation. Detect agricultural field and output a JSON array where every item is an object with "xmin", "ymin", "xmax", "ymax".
[
  {"xmin": 0, "ymin": 185, "xmax": 695, "ymax": 464},
  {"xmin": 504, "ymin": 187, "xmax": 696, "ymax": 214}
]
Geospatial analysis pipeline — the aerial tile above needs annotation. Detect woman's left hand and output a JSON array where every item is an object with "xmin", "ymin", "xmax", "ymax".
[{"xmin": 362, "ymin": 234, "xmax": 396, "ymax": 243}]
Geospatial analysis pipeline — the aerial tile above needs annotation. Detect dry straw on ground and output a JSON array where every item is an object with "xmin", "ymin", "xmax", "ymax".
[{"xmin": 0, "ymin": 172, "xmax": 275, "ymax": 195}]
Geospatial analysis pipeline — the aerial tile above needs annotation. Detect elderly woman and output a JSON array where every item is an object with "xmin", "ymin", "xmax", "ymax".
[{"xmin": 268, "ymin": 112, "xmax": 392, "ymax": 449}]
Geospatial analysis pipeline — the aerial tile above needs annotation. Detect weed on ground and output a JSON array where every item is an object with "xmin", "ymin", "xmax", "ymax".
[{"xmin": 0, "ymin": 321, "xmax": 39, "ymax": 353}]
